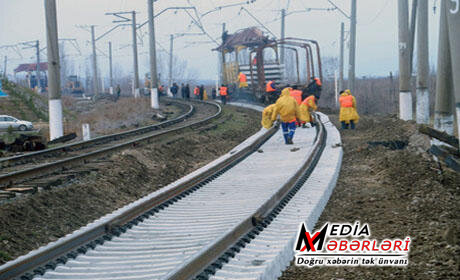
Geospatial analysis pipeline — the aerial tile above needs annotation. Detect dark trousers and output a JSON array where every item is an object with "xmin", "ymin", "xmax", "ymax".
[
  {"xmin": 221, "ymin": 95, "xmax": 227, "ymax": 105},
  {"xmin": 281, "ymin": 121, "xmax": 296, "ymax": 144},
  {"xmin": 341, "ymin": 120, "xmax": 355, "ymax": 129}
]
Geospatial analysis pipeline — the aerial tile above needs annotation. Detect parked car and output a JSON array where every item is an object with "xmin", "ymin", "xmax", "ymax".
[{"xmin": 0, "ymin": 115, "xmax": 34, "ymax": 131}]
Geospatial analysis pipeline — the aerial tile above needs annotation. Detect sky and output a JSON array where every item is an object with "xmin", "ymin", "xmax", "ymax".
[{"xmin": 0, "ymin": 0, "xmax": 441, "ymax": 82}]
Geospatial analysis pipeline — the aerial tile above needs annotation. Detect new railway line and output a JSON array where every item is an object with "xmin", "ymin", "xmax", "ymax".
[
  {"xmin": 0, "ymin": 103, "xmax": 343, "ymax": 280},
  {"xmin": 0, "ymin": 99, "xmax": 222, "ymax": 199}
]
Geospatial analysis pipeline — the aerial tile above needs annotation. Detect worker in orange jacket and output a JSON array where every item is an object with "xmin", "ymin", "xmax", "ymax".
[
  {"xmin": 339, "ymin": 89, "xmax": 359, "ymax": 129},
  {"xmin": 238, "ymin": 72, "xmax": 248, "ymax": 88},
  {"xmin": 300, "ymin": 94, "xmax": 318, "ymax": 128},
  {"xmin": 193, "ymin": 86, "xmax": 200, "ymax": 99},
  {"xmin": 219, "ymin": 84, "xmax": 228, "ymax": 105}
]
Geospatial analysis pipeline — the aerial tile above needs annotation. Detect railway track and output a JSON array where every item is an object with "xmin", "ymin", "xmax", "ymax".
[
  {"xmin": 0, "ymin": 99, "xmax": 221, "ymax": 199},
  {"xmin": 0, "ymin": 103, "xmax": 343, "ymax": 280}
]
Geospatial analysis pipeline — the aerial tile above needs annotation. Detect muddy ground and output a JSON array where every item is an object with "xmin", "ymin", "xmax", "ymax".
[
  {"xmin": 0, "ymin": 104, "xmax": 261, "ymax": 264},
  {"xmin": 280, "ymin": 114, "xmax": 460, "ymax": 279}
]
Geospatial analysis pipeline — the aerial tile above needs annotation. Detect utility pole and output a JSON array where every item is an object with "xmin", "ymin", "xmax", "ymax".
[
  {"xmin": 347, "ymin": 0, "xmax": 356, "ymax": 93},
  {"xmin": 44, "ymin": 0, "xmax": 63, "ymax": 140},
  {"xmin": 108, "ymin": 41, "xmax": 113, "ymax": 93},
  {"xmin": 91, "ymin": 25, "xmax": 99, "ymax": 97},
  {"xmin": 408, "ymin": 0, "xmax": 418, "ymax": 74},
  {"xmin": 446, "ymin": 0, "xmax": 460, "ymax": 149},
  {"xmin": 221, "ymin": 23, "xmax": 226, "ymax": 85},
  {"xmin": 131, "ymin": 11, "xmax": 140, "ymax": 97},
  {"xmin": 169, "ymin": 34, "xmax": 173, "ymax": 91},
  {"xmin": 434, "ymin": 0, "xmax": 454, "ymax": 135},
  {"xmin": 339, "ymin": 22, "xmax": 344, "ymax": 91},
  {"xmin": 3, "ymin": 56, "xmax": 6, "ymax": 78},
  {"xmin": 148, "ymin": 0, "xmax": 159, "ymax": 109},
  {"xmin": 36, "ymin": 40, "xmax": 41, "ymax": 92},
  {"xmin": 398, "ymin": 0, "xmax": 412, "ymax": 120},
  {"xmin": 280, "ymin": 9, "xmax": 286, "ymax": 65},
  {"xmin": 416, "ymin": 0, "xmax": 429, "ymax": 124}
]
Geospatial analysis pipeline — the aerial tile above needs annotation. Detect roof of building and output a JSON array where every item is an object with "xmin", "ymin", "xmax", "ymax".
[{"xmin": 14, "ymin": 62, "xmax": 48, "ymax": 73}]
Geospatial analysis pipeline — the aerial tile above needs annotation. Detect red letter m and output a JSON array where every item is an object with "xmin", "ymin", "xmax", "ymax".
[{"xmin": 295, "ymin": 223, "xmax": 328, "ymax": 252}]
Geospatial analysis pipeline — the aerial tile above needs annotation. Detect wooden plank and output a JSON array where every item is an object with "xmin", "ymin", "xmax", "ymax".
[{"xmin": 418, "ymin": 124, "xmax": 459, "ymax": 148}]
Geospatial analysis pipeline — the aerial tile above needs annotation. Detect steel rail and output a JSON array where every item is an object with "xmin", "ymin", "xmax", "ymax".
[
  {"xmin": 0, "ymin": 100, "xmax": 219, "ymax": 189},
  {"xmin": 0, "ymin": 105, "xmax": 277, "ymax": 280},
  {"xmin": 165, "ymin": 113, "xmax": 326, "ymax": 280},
  {"xmin": 0, "ymin": 99, "xmax": 193, "ymax": 169}
]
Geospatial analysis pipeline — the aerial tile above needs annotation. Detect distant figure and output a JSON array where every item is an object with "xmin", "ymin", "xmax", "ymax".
[
  {"xmin": 265, "ymin": 80, "xmax": 278, "ymax": 103},
  {"xmin": 237, "ymin": 72, "xmax": 248, "ymax": 88},
  {"xmin": 219, "ymin": 84, "xmax": 228, "ymax": 105},
  {"xmin": 115, "ymin": 84, "xmax": 121, "ymax": 101},
  {"xmin": 159, "ymin": 85, "xmax": 165, "ymax": 96},
  {"xmin": 211, "ymin": 88, "xmax": 217, "ymax": 99},
  {"xmin": 193, "ymin": 86, "xmax": 200, "ymax": 99},
  {"xmin": 199, "ymin": 85, "xmax": 205, "ymax": 100},
  {"xmin": 271, "ymin": 87, "xmax": 300, "ymax": 145},
  {"xmin": 185, "ymin": 84, "xmax": 191, "ymax": 100},
  {"xmin": 303, "ymin": 77, "xmax": 322, "ymax": 100},
  {"xmin": 339, "ymin": 89, "xmax": 359, "ymax": 129},
  {"xmin": 181, "ymin": 83, "xmax": 186, "ymax": 99},
  {"xmin": 171, "ymin": 83, "xmax": 179, "ymax": 98}
]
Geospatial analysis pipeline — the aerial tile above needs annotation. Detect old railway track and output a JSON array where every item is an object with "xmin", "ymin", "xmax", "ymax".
[
  {"xmin": 0, "ymin": 99, "xmax": 221, "ymax": 199},
  {"xmin": 0, "ymin": 103, "xmax": 342, "ymax": 280}
]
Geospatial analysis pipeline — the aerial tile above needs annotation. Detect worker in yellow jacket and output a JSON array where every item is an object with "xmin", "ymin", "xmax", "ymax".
[
  {"xmin": 271, "ymin": 87, "xmax": 300, "ymax": 144},
  {"xmin": 339, "ymin": 89, "xmax": 359, "ymax": 129},
  {"xmin": 261, "ymin": 104, "xmax": 276, "ymax": 129},
  {"xmin": 299, "ymin": 94, "xmax": 318, "ymax": 128}
]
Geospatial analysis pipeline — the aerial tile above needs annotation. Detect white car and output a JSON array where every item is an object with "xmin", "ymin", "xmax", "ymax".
[{"xmin": 0, "ymin": 115, "xmax": 34, "ymax": 131}]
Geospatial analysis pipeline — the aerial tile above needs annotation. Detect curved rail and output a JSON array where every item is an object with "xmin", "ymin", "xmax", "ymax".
[
  {"xmin": 0, "ymin": 108, "xmax": 327, "ymax": 280},
  {"xmin": 0, "ymin": 99, "xmax": 194, "ymax": 169},
  {"xmin": 0, "ymin": 100, "xmax": 219, "ymax": 189},
  {"xmin": 0, "ymin": 103, "xmax": 276, "ymax": 280}
]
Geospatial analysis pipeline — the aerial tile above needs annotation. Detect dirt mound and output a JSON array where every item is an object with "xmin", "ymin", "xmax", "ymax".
[{"xmin": 280, "ymin": 115, "xmax": 460, "ymax": 279}]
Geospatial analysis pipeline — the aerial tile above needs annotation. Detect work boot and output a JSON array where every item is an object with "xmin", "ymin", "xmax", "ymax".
[{"xmin": 287, "ymin": 137, "xmax": 294, "ymax": 145}]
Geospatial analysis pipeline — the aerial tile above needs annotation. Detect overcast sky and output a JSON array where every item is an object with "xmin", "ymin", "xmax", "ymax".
[{"xmin": 0, "ymin": 0, "xmax": 441, "ymax": 82}]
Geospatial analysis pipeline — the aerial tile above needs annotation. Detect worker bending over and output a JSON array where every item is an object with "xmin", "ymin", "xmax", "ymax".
[
  {"xmin": 300, "ymin": 94, "xmax": 318, "ymax": 128},
  {"xmin": 271, "ymin": 87, "xmax": 300, "ymax": 145},
  {"xmin": 339, "ymin": 89, "xmax": 359, "ymax": 129}
]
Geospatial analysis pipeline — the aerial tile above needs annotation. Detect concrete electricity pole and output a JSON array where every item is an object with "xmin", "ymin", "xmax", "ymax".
[
  {"xmin": 408, "ymin": 0, "xmax": 418, "ymax": 74},
  {"xmin": 280, "ymin": 9, "xmax": 286, "ymax": 65},
  {"xmin": 339, "ymin": 22, "xmax": 344, "ymax": 91},
  {"xmin": 108, "ymin": 41, "xmax": 113, "ymax": 92},
  {"xmin": 131, "ymin": 11, "xmax": 140, "ymax": 97},
  {"xmin": 91, "ymin": 25, "xmax": 99, "ymax": 97},
  {"xmin": 169, "ymin": 34, "xmax": 173, "ymax": 91},
  {"xmin": 398, "ymin": 0, "xmax": 412, "ymax": 120},
  {"xmin": 347, "ymin": 0, "xmax": 356, "ymax": 93},
  {"xmin": 416, "ymin": 0, "xmax": 429, "ymax": 124},
  {"xmin": 36, "ymin": 40, "xmax": 41, "ymax": 91},
  {"xmin": 148, "ymin": 0, "xmax": 159, "ymax": 109},
  {"xmin": 44, "ymin": 0, "xmax": 63, "ymax": 140},
  {"xmin": 446, "ymin": 0, "xmax": 460, "ymax": 149},
  {"xmin": 3, "ymin": 56, "xmax": 6, "ymax": 77},
  {"xmin": 434, "ymin": 0, "xmax": 454, "ymax": 135}
]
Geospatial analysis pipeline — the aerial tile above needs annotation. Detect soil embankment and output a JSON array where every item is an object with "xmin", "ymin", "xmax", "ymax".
[{"xmin": 281, "ymin": 114, "xmax": 460, "ymax": 279}]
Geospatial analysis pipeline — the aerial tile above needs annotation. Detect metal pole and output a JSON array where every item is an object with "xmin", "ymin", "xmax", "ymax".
[
  {"xmin": 398, "ymin": 0, "xmax": 412, "ymax": 120},
  {"xmin": 416, "ymin": 0, "xmax": 429, "ymax": 124},
  {"xmin": 221, "ymin": 23, "xmax": 226, "ymax": 85},
  {"xmin": 91, "ymin": 25, "xmax": 99, "ymax": 97},
  {"xmin": 109, "ymin": 42, "xmax": 113, "ymax": 89},
  {"xmin": 280, "ymin": 9, "xmax": 285, "ymax": 65},
  {"xmin": 408, "ymin": 0, "xmax": 418, "ymax": 74},
  {"xmin": 169, "ymin": 34, "xmax": 173, "ymax": 90},
  {"xmin": 36, "ymin": 40, "xmax": 41, "ymax": 92},
  {"xmin": 434, "ymin": 0, "xmax": 454, "ymax": 135},
  {"xmin": 339, "ymin": 22, "xmax": 344, "ymax": 91},
  {"xmin": 132, "ymin": 11, "xmax": 140, "ymax": 97},
  {"xmin": 3, "ymin": 56, "xmax": 7, "ymax": 78},
  {"xmin": 446, "ymin": 0, "xmax": 460, "ymax": 150},
  {"xmin": 347, "ymin": 0, "xmax": 356, "ymax": 92},
  {"xmin": 148, "ymin": 0, "xmax": 159, "ymax": 109},
  {"xmin": 44, "ymin": 0, "xmax": 63, "ymax": 140}
]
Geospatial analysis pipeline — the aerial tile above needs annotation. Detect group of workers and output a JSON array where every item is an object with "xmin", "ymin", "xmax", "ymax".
[{"xmin": 264, "ymin": 78, "xmax": 359, "ymax": 145}]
